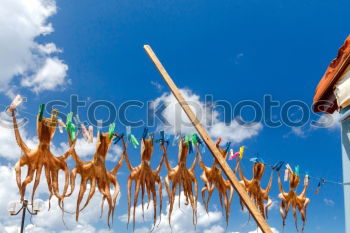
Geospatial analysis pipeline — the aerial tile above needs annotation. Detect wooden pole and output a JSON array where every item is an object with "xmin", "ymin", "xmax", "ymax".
[{"xmin": 144, "ymin": 45, "xmax": 273, "ymax": 233}]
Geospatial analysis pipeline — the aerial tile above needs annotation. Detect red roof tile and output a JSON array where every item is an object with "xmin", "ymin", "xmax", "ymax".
[{"xmin": 313, "ymin": 35, "xmax": 350, "ymax": 113}]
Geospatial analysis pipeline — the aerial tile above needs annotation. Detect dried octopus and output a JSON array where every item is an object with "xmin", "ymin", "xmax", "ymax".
[
  {"xmin": 66, "ymin": 130, "xmax": 124, "ymax": 227},
  {"xmin": 11, "ymin": 108, "xmax": 75, "ymax": 209},
  {"xmin": 278, "ymin": 167, "xmax": 310, "ymax": 232},
  {"xmin": 197, "ymin": 138, "xmax": 234, "ymax": 225},
  {"xmin": 163, "ymin": 139, "xmax": 198, "ymax": 228},
  {"xmin": 238, "ymin": 160, "xmax": 273, "ymax": 220},
  {"xmin": 125, "ymin": 134, "xmax": 164, "ymax": 231}
]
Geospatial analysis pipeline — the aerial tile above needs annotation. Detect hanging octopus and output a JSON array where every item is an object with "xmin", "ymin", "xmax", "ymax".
[
  {"xmin": 163, "ymin": 139, "xmax": 198, "ymax": 228},
  {"xmin": 197, "ymin": 138, "xmax": 234, "ymax": 225},
  {"xmin": 66, "ymin": 130, "xmax": 124, "ymax": 227},
  {"xmin": 125, "ymin": 134, "xmax": 164, "ymax": 231},
  {"xmin": 11, "ymin": 107, "xmax": 75, "ymax": 209},
  {"xmin": 278, "ymin": 166, "xmax": 310, "ymax": 232},
  {"xmin": 238, "ymin": 159, "xmax": 273, "ymax": 220}
]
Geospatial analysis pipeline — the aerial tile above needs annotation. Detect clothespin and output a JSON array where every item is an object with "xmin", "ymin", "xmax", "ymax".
[
  {"xmin": 225, "ymin": 142, "xmax": 231, "ymax": 154},
  {"xmin": 73, "ymin": 115, "xmax": 82, "ymax": 133},
  {"xmin": 250, "ymin": 157, "xmax": 264, "ymax": 164},
  {"xmin": 130, "ymin": 134, "xmax": 139, "ymax": 148},
  {"xmin": 108, "ymin": 123, "xmax": 115, "ymax": 139},
  {"xmin": 51, "ymin": 109, "xmax": 58, "ymax": 126},
  {"xmin": 65, "ymin": 112, "xmax": 73, "ymax": 135},
  {"xmin": 142, "ymin": 127, "xmax": 148, "ymax": 139},
  {"xmin": 272, "ymin": 161, "xmax": 284, "ymax": 172},
  {"xmin": 38, "ymin": 104, "xmax": 45, "ymax": 121},
  {"xmin": 192, "ymin": 133, "xmax": 197, "ymax": 147},
  {"xmin": 239, "ymin": 146, "xmax": 245, "ymax": 159},
  {"xmin": 70, "ymin": 123, "xmax": 76, "ymax": 141},
  {"xmin": 185, "ymin": 134, "xmax": 191, "ymax": 144},
  {"xmin": 228, "ymin": 149, "xmax": 237, "ymax": 160},
  {"xmin": 81, "ymin": 124, "xmax": 89, "ymax": 141},
  {"xmin": 315, "ymin": 178, "xmax": 326, "ymax": 194},
  {"xmin": 160, "ymin": 130, "xmax": 165, "ymax": 145},
  {"xmin": 88, "ymin": 125, "xmax": 93, "ymax": 143},
  {"xmin": 126, "ymin": 126, "xmax": 131, "ymax": 142},
  {"xmin": 304, "ymin": 173, "xmax": 309, "ymax": 185},
  {"xmin": 7, "ymin": 95, "xmax": 23, "ymax": 114},
  {"xmin": 284, "ymin": 163, "xmax": 292, "ymax": 182},
  {"xmin": 195, "ymin": 134, "xmax": 202, "ymax": 145},
  {"xmin": 113, "ymin": 133, "xmax": 124, "ymax": 144},
  {"xmin": 295, "ymin": 165, "xmax": 300, "ymax": 177},
  {"xmin": 57, "ymin": 119, "xmax": 65, "ymax": 133},
  {"xmin": 188, "ymin": 139, "xmax": 193, "ymax": 153},
  {"xmin": 97, "ymin": 120, "xmax": 102, "ymax": 134}
]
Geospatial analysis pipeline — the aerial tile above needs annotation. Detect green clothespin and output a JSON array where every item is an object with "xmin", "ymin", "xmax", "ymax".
[
  {"xmin": 66, "ymin": 112, "xmax": 73, "ymax": 133},
  {"xmin": 295, "ymin": 165, "xmax": 300, "ymax": 177},
  {"xmin": 38, "ymin": 104, "xmax": 45, "ymax": 121},
  {"xmin": 130, "ymin": 134, "xmax": 139, "ymax": 148},
  {"xmin": 70, "ymin": 123, "xmax": 76, "ymax": 141},
  {"xmin": 192, "ymin": 133, "xmax": 197, "ymax": 146},
  {"xmin": 108, "ymin": 123, "xmax": 115, "ymax": 139},
  {"xmin": 185, "ymin": 134, "xmax": 191, "ymax": 144}
]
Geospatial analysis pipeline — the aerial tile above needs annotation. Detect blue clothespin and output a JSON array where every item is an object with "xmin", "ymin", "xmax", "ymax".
[
  {"xmin": 142, "ymin": 127, "xmax": 148, "ymax": 139},
  {"xmin": 195, "ymin": 134, "xmax": 202, "ymax": 145},
  {"xmin": 225, "ymin": 142, "xmax": 231, "ymax": 153},
  {"xmin": 250, "ymin": 157, "xmax": 264, "ymax": 164},
  {"xmin": 188, "ymin": 140, "xmax": 193, "ymax": 153},
  {"xmin": 113, "ymin": 133, "xmax": 124, "ymax": 144},
  {"xmin": 272, "ymin": 161, "xmax": 284, "ymax": 171},
  {"xmin": 160, "ymin": 131, "xmax": 165, "ymax": 144}
]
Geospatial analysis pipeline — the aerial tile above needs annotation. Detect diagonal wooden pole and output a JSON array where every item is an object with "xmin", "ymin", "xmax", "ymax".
[{"xmin": 144, "ymin": 45, "xmax": 272, "ymax": 233}]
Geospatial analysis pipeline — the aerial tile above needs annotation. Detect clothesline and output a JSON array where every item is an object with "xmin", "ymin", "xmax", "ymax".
[{"xmin": 1, "ymin": 102, "xmax": 347, "ymax": 190}]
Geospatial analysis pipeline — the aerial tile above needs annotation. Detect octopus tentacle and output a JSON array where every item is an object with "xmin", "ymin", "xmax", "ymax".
[
  {"xmin": 31, "ymin": 163, "xmax": 43, "ymax": 205},
  {"xmin": 76, "ymin": 177, "xmax": 88, "ymax": 221},
  {"xmin": 20, "ymin": 166, "xmax": 35, "ymax": 202},
  {"xmin": 133, "ymin": 177, "xmax": 142, "ymax": 231},
  {"xmin": 127, "ymin": 176, "xmax": 132, "ymax": 229},
  {"xmin": 80, "ymin": 177, "xmax": 96, "ymax": 211}
]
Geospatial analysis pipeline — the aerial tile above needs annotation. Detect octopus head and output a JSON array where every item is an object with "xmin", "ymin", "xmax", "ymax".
[
  {"xmin": 178, "ymin": 139, "xmax": 189, "ymax": 162},
  {"xmin": 289, "ymin": 172, "xmax": 300, "ymax": 189},
  {"xmin": 253, "ymin": 162, "xmax": 265, "ymax": 180},
  {"xmin": 141, "ymin": 136, "xmax": 154, "ymax": 161},
  {"xmin": 37, "ymin": 109, "xmax": 58, "ymax": 143},
  {"xmin": 96, "ymin": 132, "xmax": 113, "ymax": 157}
]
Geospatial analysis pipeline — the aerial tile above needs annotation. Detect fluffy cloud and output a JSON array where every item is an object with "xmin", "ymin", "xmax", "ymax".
[
  {"xmin": 151, "ymin": 89, "xmax": 262, "ymax": 144},
  {"xmin": 323, "ymin": 198, "xmax": 335, "ymax": 207},
  {"xmin": 21, "ymin": 57, "xmax": 69, "ymax": 93},
  {"xmin": 247, "ymin": 227, "xmax": 280, "ymax": 233},
  {"xmin": 0, "ymin": 0, "xmax": 69, "ymax": 95},
  {"xmin": 312, "ymin": 111, "xmax": 341, "ymax": 130}
]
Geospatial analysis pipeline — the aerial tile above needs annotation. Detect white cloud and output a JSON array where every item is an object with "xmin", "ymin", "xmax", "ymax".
[
  {"xmin": 203, "ymin": 225, "xmax": 225, "ymax": 233},
  {"xmin": 0, "ymin": 0, "xmax": 69, "ymax": 95},
  {"xmin": 151, "ymin": 89, "xmax": 262, "ymax": 144},
  {"xmin": 323, "ymin": 198, "xmax": 335, "ymax": 207},
  {"xmin": 312, "ymin": 112, "xmax": 341, "ymax": 130},
  {"xmin": 291, "ymin": 127, "xmax": 306, "ymax": 138},
  {"xmin": 21, "ymin": 57, "xmax": 69, "ymax": 93},
  {"xmin": 247, "ymin": 227, "xmax": 280, "ymax": 233}
]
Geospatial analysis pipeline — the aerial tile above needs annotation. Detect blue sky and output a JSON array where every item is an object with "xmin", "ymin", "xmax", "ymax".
[{"xmin": 0, "ymin": 0, "xmax": 349, "ymax": 232}]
